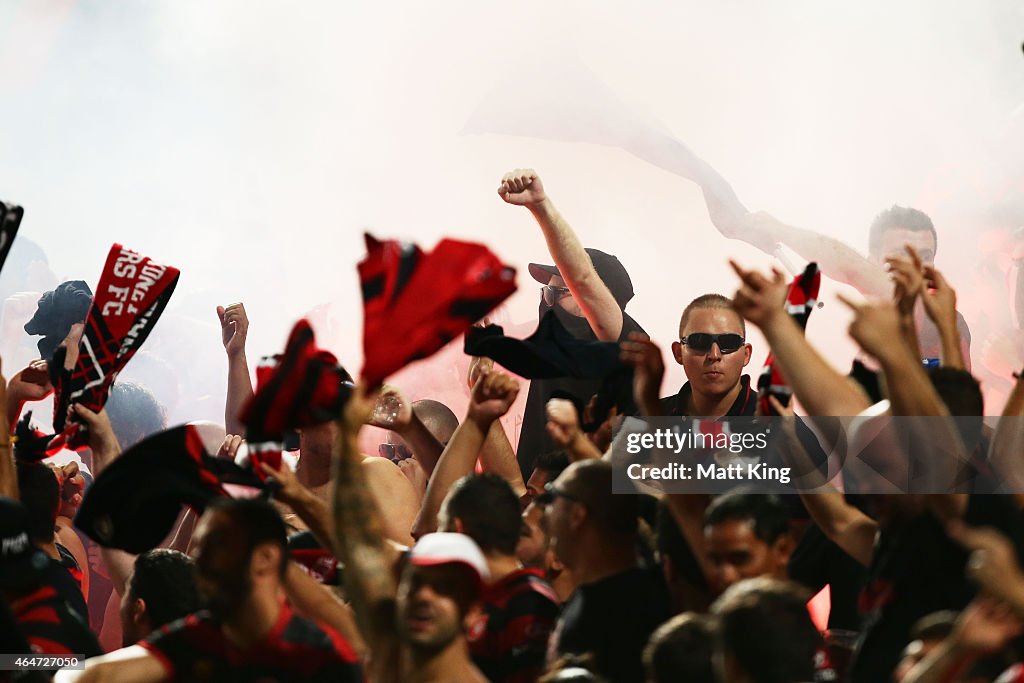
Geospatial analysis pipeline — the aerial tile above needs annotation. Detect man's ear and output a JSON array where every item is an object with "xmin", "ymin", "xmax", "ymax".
[
  {"xmin": 771, "ymin": 533, "xmax": 796, "ymax": 570},
  {"xmin": 741, "ymin": 343, "xmax": 752, "ymax": 367},
  {"xmin": 568, "ymin": 502, "xmax": 587, "ymax": 531},
  {"xmin": 671, "ymin": 341, "xmax": 684, "ymax": 366},
  {"xmin": 454, "ymin": 517, "xmax": 466, "ymax": 535},
  {"xmin": 132, "ymin": 597, "xmax": 147, "ymax": 626}
]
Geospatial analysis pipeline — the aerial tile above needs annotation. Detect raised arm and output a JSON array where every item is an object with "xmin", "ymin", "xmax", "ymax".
[
  {"xmin": 412, "ymin": 370, "xmax": 519, "ymax": 538},
  {"xmin": 217, "ymin": 303, "xmax": 253, "ymax": 436},
  {"xmin": 498, "ymin": 169, "xmax": 623, "ymax": 341},
  {"xmin": 330, "ymin": 386, "xmax": 400, "ymax": 652},
  {"xmin": 619, "ymin": 332, "xmax": 667, "ymax": 418},
  {"xmin": 261, "ymin": 458, "xmax": 337, "ymax": 555},
  {"xmin": 545, "ymin": 399, "xmax": 602, "ymax": 462},
  {"xmin": 987, "ymin": 371, "xmax": 1024, "ymax": 493},
  {"xmin": 921, "ymin": 265, "xmax": 966, "ymax": 371},
  {"xmin": 478, "ymin": 421, "xmax": 527, "ymax": 497},
  {"xmin": 730, "ymin": 261, "xmax": 871, "ymax": 420},
  {"xmin": 369, "ymin": 386, "xmax": 445, "ymax": 477}
]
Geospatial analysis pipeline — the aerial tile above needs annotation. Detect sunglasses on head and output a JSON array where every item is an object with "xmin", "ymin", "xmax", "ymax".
[
  {"xmin": 680, "ymin": 333, "xmax": 746, "ymax": 354},
  {"xmin": 541, "ymin": 285, "xmax": 571, "ymax": 307}
]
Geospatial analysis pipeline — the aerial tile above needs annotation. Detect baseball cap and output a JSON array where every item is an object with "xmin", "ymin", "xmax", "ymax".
[
  {"xmin": 0, "ymin": 497, "xmax": 50, "ymax": 589},
  {"xmin": 409, "ymin": 532, "xmax": 490, "ymax": 586},
  {"xmin": 528, "ymin": 248, "xmax": 634, "ymax": 308}
]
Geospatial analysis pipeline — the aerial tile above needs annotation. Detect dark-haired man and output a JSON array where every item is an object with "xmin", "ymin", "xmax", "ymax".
[
  {"xmin": 543, "ymin": 459, "xmax": 670, "ymax": 683},
  {"xmin": 439, "ymin": 473, "xmax": 560, "ymax": 682},
  {"xmin": 703, "ymin": 492, "xmax": 794, "ymax": 594},
  {"xmin": 63, "ymin": 498, "xmax": 362, "ymax": 682},
  {"xmin": 119, "ymin": 549, "xmax": 199, "ymax": 647},
  {"xmin": 712, "ymin": 578, "xmax": 823, "ymax": 683}
]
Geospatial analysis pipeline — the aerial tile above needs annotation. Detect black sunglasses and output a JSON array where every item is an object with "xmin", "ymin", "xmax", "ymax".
[
  {"xmin": 541, "ymin": 285, "xmax": 571, "ymax": 307},
  {"xmin": 378, "ymin": 442, "xmax": 412, "ymax": 461},
  {"xmin": 536, "ymin": 481, "xmax": 582, "ymax": 506},
  {"xmin": 680, "ymin": 333, "xmax": 746, "ymax": 354}
]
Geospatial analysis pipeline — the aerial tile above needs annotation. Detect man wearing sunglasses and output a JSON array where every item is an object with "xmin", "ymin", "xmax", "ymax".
[
  {"xmin": 499, "ymin": 169, "xmax": 645, "ymax": 476},
  {"xmin": 662, "ymin": 294, "xmax": 755, "ymax": 418}
]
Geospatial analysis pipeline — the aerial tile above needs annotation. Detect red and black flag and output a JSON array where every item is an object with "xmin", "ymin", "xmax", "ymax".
[
  {"xmin": 359, "ymin": 234, "xmax": 516, "ymax": 385},
  {"xmin": 240, "ymin": 319, "xmax": 353, "ymax": 480},
  {"xmin": 74, "ymin": 423, "xmax": 263, "ymax": 553},
  {"xmin": 51, "ymin": 244, "xmax": 179, "ymax": 448},
  {"xmin": 757, "ymin": 262, "xmax": 821, "ymax": 416}
]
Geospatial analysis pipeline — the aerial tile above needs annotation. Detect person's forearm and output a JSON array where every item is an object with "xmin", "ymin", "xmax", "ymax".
[
  {"xmin": 224, "ymin": 351, "xmax": 253, "ymax": 436},
  {"xmin": 330, "ymin": 422, "xmax": 397, "ymax": 643},
  {"xmin": 102, "ymin": 548, "xmax": 137, "ymax": 597},
  {"xmin": 899, "ymin": 313, "xmax": 922, "ymax": 367},
  {"xmin": 762, "ymin": 315, "xmax": 871, "ymax": 418},
  {"xmin": 412, "ymin": 416, "xmax": 489, "ymax": 538},
  {"xmin": 566, "ymin": 432, "xmax": 603, "ymax": 462},
  {"xmin": 284, "ymin": 562, "xmax": 368, "ymax": 659},
  {"xmin": 0, "ymin": 404, "xmax": 15, "ymax": 498},
  {"xmin": 5, "ymin": 395, "xmax": 23, "ymax": 434},
  {"xmin": 284, "ymin": 485, "xmax": 337, "ymax": 556},
  {"xmin": 988, "ymin": 374, "xmax": 1024, "ymax": 491},
  {"xmin": 478, "ymin": 421, "xmax": 525, "ymax": 497},
  {"xmin": 937, "ymin": 319, "xmax": 966, "ymax": 370},
  {"xmin": 774, "ymin": 224, "xmax": 890, "ymax": 297},
  {"xmin": 877, "ymin": 344, "xmax": 968, "ymax": 489},
  {"xmin": 528, "ymin": 200, "xmax": 623, "ymax": 341},
  {"xmin": 798, "ymin": 491, "xmax": 877, "ymax": 567},
  {"xmin": 395, "ymin": 413, "xmax": 445, "ymax": 477}
]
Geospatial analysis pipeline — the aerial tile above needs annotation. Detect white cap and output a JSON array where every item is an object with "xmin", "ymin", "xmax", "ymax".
[{"xmin": 409, "ymin": 532, "xmax": 490, "ymax": 585}]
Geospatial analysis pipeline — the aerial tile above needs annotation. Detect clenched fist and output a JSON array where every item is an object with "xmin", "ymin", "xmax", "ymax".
[{"xmin": 497, "ymin": 169, "xmax": 547, "ymax": 208}]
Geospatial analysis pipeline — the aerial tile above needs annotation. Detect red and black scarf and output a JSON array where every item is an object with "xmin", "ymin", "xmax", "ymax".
[
  {"xmin": 50, "ymin": 244, "xmax": 179, "ymax": 449},
  {"xmin": 359, "ymin": 233, "xmax": 516, "ymax": 385},
  {"xmin": 757, "ymin": 262, "xmax": 821, "ymax": 416},
  {"xmin": 240, "ymin": 319, "xmax": 353, "ymax": 479}
]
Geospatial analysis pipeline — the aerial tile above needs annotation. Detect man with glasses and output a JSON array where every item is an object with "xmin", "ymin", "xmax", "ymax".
[
  {"xmin": 498, "ymin": 168, "xmax": 646, "ymax": 476},
  {"xmin": 539, "ymin": 459, "xmax": 670, "ymax": 683},
  {"xmin": 663, "ymin": 293, "xmax": 756, "ymax": 417}
]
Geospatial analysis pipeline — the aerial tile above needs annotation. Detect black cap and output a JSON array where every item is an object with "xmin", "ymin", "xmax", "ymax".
[
  {"xmin": 0, "ymin": 497, "xmax": 49, "ymax": 589},
  {"xmin": 528, "ymin": 248, "xmax": 634, "ymax": 308}
]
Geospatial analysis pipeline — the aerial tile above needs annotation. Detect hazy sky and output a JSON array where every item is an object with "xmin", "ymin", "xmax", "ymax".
[{"xmin": 2, "ymin": 0, "xmax": 1022, "ymax": 422}]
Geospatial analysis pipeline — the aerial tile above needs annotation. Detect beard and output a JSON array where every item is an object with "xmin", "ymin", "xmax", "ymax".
[{"xmin": 200, "ymin": 571, "xmax": 251, "ymax": 621}]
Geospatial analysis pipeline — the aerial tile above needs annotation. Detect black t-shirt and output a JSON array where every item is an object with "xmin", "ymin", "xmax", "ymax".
[
  {"xmin": 554, "ymin": 566, "xmax": 671, "ymax": 683},
  {"xmin": 849, "ymin": 495, "xmax": 1023, "ymax": 683},
  {"xmin": 45, "ymin": 544, "xmax": 88, "ymax": 625},
  {"xmin": 517, "ymin": 308, "xmax": 645, "ymax": 478},
  {"xmin": 141, "ymin": 605, "xmax": 363, "ymax": 682}
]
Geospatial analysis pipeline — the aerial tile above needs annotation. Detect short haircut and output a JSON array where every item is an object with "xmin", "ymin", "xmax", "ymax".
[
  {"xmin": 868, "ymin": 205, "xmax": 937, "ymax": 259},
  {"xmin": 442, "ymin": 474, "xmax": 522, "ymax": 556},
  {"xmin": 16, "ymin": 462, "xmax": 59, "ymax": 543},
  {"xmin": 566, "ymin": 460, "xmax": 638, "ymax": 539},
  {"xmin": 535, "ymin": 450, "xmax": 571, "ymax": 480},
  {"xmin": 643, "ymin": 613, "xmax": 716, "ymax": 683},
  {"xmin": 207, "ymin": 497, "xmax": 288, "ymax": 577},
  {"xmin": 704, "ymin": 492, "xmax": 791, "ymax": 545},
  {"xmin": 412, "ymin": 399, "xmax": 459, "ymax": 444},
  {"xmin": 106, "ymin": 381, "xmax": 167, "ymax": 449},
  {"xmin": 679, "ymin": 294, "xmax": 745, "ymax": 337},
  {"xmin": 929, "ymin": 367, "xmax": 984, "ymax": 452},
  {"xmin": 128, "ymin": 549, "xmax": 200, "ymax": 629},
  {"xmin": 712, "ymin": 578, "xmax": 820, "ymax": 683}
]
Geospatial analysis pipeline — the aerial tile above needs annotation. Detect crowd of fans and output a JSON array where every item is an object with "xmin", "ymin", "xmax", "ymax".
[{"xmin": 1, "ymin": 167, "xmax": 1023, "ymax": 683}]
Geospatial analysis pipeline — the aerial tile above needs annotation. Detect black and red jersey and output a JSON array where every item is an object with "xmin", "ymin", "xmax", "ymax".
[
  {"xmin": 140, "ymin": 603, "xmax": 362, "ymax": 682},
  {"xmin": 469, "ymin": 567, "xmax": 560, "ymax": 683},
  {"xmin": 11, "ymin": 585, "xmax": 102, "ymax": 657}
]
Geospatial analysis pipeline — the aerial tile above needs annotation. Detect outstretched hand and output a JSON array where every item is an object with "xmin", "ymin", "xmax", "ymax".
[{"xmin": 217, "ymin": 303, "xmax": 249, "ymax": 358}]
